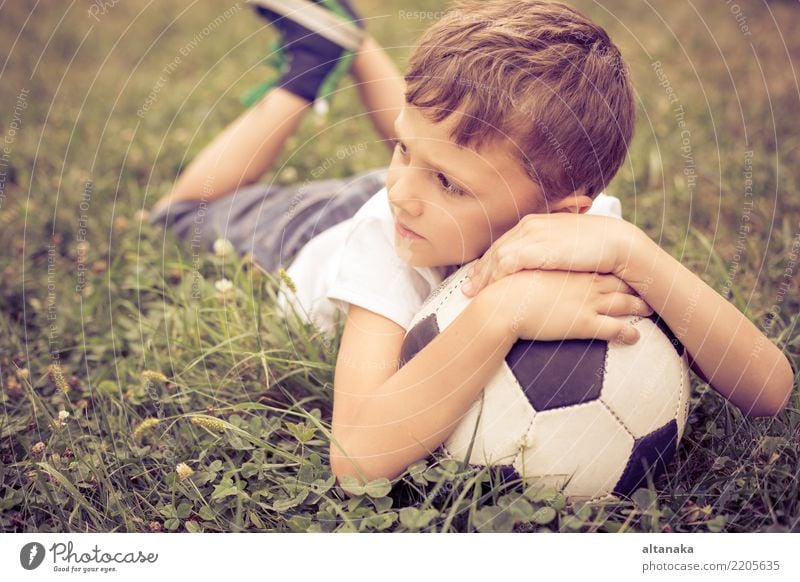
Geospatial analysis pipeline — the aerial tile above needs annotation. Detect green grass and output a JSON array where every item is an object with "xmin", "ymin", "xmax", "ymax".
[{"xmin": 1, "ymin": 0, "xmax": 798, "ymax": 533}]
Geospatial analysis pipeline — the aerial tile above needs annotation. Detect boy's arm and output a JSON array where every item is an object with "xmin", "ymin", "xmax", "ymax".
[
  {"xmin": 329, "ymin": 294, "xmax": 516, "ymax": 484},
  {"xmin": 151, "ymin": 89, "xmax": 310, "ymax": 213},
  {"xmin": 619, "ymin": 228, "xmax": 794, "ymax": 417},
  {"xmin": 463, "ymin": 214, "xmax": 795, "ymax": 418}
]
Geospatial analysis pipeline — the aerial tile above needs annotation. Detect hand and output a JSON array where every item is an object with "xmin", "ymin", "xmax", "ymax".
[
  {"xmin": 482, "ymin": 269, "xmax": 653, "ymax": 344},
  {"xmin": 462, "ymin": 213, "xmax": 642, "ymax": 297}
]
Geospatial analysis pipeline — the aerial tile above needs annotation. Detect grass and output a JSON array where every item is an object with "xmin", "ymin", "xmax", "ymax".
[{"xmin": 1, "ymin": 0, "xmax": 798, "ymax": 533}]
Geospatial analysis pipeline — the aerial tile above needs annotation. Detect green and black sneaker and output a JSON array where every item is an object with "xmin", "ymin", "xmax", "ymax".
[{"xmin": 242, "ymin": 0, "xmax": 366, "ymax": 115}]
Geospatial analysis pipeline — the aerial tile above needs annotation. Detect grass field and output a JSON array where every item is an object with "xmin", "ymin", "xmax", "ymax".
[{"xmin": 1, "ymin": 0, "xmax": 798, "ymax": 533}]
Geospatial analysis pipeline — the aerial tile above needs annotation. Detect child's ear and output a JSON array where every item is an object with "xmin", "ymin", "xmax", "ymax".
[{"xmin": 549, "ymin": 189, "xmax": 593, "ymax": 214}]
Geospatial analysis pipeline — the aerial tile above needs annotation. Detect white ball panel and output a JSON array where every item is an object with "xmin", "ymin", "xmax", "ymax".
[
  {"xmin": 676, "ymin": 354, "xmax": 691, "ymax": 441},
  {"xmin": 426, "ymin": 266, "xmax": 473, "ymax": 331},
  {"xmin": 515, "ymin": 401, "xmax": 633, "ymax": 500},
  {"xmin": 600, "ymin": 317, "xmax": 684, "ymax": 439},
  {"xmin": 409, "ymin": 263, "xmax": 475, "ymax": 330},
  {"xmin": 444, "ymin": 361, "xmax": 536, "ymax": 466}
]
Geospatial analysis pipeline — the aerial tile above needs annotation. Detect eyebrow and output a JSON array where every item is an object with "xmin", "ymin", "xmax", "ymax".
[{"xmin": 393, "ymin": 117, "xmax": 475, "ymax": 194}]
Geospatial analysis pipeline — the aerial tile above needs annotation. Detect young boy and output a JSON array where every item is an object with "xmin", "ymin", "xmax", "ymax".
[{"xmin": 149, "ymin": 0, "xmax": 794, "ymax": 487}]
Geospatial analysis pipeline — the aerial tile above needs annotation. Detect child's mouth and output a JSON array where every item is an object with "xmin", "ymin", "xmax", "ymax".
[{"xmin": 395, "ymin": 220, "xmax": 424, "ymax": 240}]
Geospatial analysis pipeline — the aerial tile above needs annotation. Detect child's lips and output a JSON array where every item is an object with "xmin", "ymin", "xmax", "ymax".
[{"xmin": 395, "ymin": 220, "xmax": 424, "ymax": 240}]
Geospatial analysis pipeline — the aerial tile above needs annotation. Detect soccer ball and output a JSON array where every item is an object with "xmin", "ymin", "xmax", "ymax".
[{"xmin": 399, "ymin": 262, "xmax": 691, "ymax": 502}]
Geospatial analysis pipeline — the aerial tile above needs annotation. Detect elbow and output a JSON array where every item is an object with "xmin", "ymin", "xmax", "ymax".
[
  {"xmin": 329, "ymin": 434, "xmax": 396, "ymax": 495},
  {"xmin": 329, "ymin": 452, "xmax": 364, "ymax": 494},
  {"xmin": 745, "ymin": 356, "xmax": 796, "ymax": 418},
  {"xmin": 329, "ymin": 430, "xmax": 357, "ymax": 487}
]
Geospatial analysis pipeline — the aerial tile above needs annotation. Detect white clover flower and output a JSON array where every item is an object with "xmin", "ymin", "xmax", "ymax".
[
  {"xmin": 175, "ymin": 462, "xmax": 194, "ymax": 481},
  {"xmin": 214, "ymin": 278, "xmax": 233, "ymax": 292},
  {"xmin": 213, "ymin": 238, "xmax": 235, "ymax": 258},
  {"xmin": 214, "ymin": 278, "xmax": 235, "ymax": 302},
  {"xmin": 57, "ymin": 410, "xmax": 70, "ymax": 424},
  {"xmin": 53, "ymin": 419, "xmax": 67, "ymax": 429}
]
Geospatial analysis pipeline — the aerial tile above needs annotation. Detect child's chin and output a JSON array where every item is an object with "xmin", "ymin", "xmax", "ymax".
[
  {"xmin": 398, "ymin": 252, "xmax": 449, "ymax": 270},
  {"xmin": 394, "ymin": 244, "xmax": 430, "ymax": 268},
  {"xmin": 394, "ymin": 238, "xmax": 458, "ymax": 269}
]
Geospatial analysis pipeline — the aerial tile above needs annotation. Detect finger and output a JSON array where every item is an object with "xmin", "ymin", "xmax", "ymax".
[
  {"xmin": 463, "ymin": 261, "xmax": 498, "ymax": 296},
  {"xmin": 498, "ymin": 239, "xmax": 561, "ymax": 272},
  {"xmin": 594, "ymin": 293, "xmax": 654, "ymax": 317},
  {"xmin": 593, "ymin": 273, "xmax": 636, "ymax": 295},
  {"xmin": 464, "ymin": 254, "xmax": 489, "ymax": 295},
  {"xmin": 492, "ymin": 214, "xmax": 534, "ymax": 248},
  {"xmin": 463, "ymin": 241, "xmax": 532, "ymax": 296},
  {"xmin": 464, "ymin": 220, "xmax": 533, "ymax": 292},
  {"xmin": 462, "ymin": 246, "xmax": 502, "ymax": 296},
  {"xmin": 462, "ymin": 266, "xmax": 480, "ymax": 297},
  {"xmin": 593, "ymin": 316, "xmax": 641, "ymax": 344},
  {"xmin": 462, "ymin": 259, "xmax": 481, "ymax": 296}
]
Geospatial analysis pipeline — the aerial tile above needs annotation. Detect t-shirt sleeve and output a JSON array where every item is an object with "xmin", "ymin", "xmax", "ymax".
[
  {"xmin": 326, "ymin": 216, "xmax": 429, "ymax": 330},
  {"xmin": 588, "ymin": 192, "xmax": 622, "ymax": 218}
]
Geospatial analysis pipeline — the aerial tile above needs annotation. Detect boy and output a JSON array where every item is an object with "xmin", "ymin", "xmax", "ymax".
[{"xmin": 149, "ymin": 0, "xmax": 793, "ymax": 487}]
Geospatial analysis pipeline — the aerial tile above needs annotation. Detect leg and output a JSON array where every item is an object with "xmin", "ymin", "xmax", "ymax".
[
  {"xmin": 151, "ymin": 88, "xmax": 310, "ymax": 213},
  {"xmin": 351, "ymin": 35, "xmax": 406, "ymax": 147}
]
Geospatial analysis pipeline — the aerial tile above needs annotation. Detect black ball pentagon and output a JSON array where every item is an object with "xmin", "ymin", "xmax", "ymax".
[
  {"xmin": 506, "ymin": 338, "xmax": 607, "ymax": 410},
  {"xmin": 399, "ymin": 313, "xmax": 440, "ymax": 368},
  {"xmin": 613, "ymin": 419, "xmax": 678, "ymax": 497}
]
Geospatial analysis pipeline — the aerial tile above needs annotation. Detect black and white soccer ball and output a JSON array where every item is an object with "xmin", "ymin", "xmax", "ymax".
[{"xmin": 399, "ymin": 262, "xmax": 691, "ymax": 502}]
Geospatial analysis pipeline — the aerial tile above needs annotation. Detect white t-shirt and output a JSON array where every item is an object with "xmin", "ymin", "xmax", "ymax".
[{"xmin": 277, "ymin": 187, "xmax": 622, "ymax": 335}]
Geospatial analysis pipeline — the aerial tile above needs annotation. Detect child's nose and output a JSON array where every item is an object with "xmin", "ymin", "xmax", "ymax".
[{"xmin": 388, "ymin": 174, "xmax": 424, "ymax": 217}]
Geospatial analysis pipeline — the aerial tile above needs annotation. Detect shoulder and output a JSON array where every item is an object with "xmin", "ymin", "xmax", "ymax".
[{"xmin": 327, "ymin": 188, "xmax": 443, "ymax": 331}]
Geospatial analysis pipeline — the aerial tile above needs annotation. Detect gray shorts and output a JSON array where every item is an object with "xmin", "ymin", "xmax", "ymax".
[{"xmin": 149, "ymin": 166, "xmax": 389, "ymax": 273}]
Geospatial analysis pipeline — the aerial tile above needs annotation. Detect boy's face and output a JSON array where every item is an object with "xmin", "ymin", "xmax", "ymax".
[{"xmin": 386, "ymin": 104, "xmax": 574, "ymax": 269}]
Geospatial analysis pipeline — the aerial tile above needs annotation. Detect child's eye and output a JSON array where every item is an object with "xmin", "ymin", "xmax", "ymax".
[
  {"xmin": 436, "ymin": 172, "xmax": 463, "ymax": 196},
  {"xmin": 395, "ymin": 141, "xmax": 409, "ymax": 157}
]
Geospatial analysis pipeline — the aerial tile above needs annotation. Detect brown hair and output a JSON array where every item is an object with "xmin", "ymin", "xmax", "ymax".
[{"xmin": 404, "ymin": 0, "xmax": 635, "ymax": 202}]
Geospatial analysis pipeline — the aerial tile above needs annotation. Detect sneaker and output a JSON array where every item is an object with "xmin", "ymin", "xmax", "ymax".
[{"xmin": 242, "ymin": 0, "xmax": 365, "ymax": 111}]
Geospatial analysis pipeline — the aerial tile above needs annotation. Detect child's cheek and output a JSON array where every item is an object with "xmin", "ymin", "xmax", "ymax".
[
  {"xmin": 385, "ymin": 166, "xmax": 397, "ymax": 192},
  {"xmin": 459, "ymin": 223, "xmax": 491, "ymax": 262}
]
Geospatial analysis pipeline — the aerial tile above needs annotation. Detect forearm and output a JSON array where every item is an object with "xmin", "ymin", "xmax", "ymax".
[
  {"xmin": 160, "ymin": 89, "xmax": 309, "ymax": 207},
  {"xmin": 624, "ymin": 228, "xmax": 794, "ymax": 417},
  {"xmin": 331, "ymin": 292, "xmax": 516, "ymax": 482}
]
